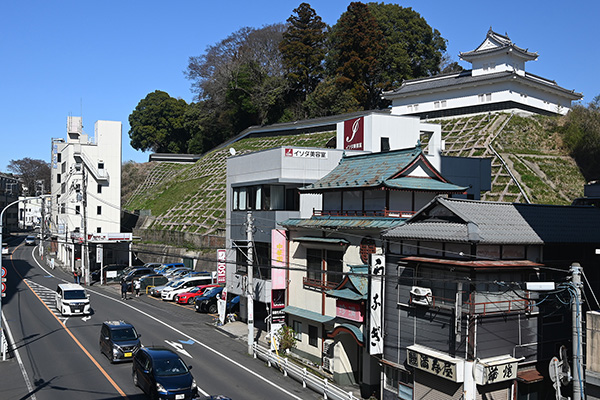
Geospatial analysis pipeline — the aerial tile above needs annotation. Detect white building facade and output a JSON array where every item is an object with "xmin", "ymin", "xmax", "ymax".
[
  {"xmin": 49, "ymin": 117, "xmax": 131, "ymax": 282},
  {"xmin": 383, "ymin": 29, "xmax": 582, "ymax": 119}
]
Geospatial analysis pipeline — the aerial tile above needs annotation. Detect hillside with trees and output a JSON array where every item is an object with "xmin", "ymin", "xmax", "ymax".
[{"xmin": 128, "ymin": 2, "xmax": 450, "ymax": 155}]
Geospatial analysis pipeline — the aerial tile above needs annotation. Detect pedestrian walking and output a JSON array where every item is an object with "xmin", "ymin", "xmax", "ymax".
[
  {"xmin": 73, "ymin": 269, "xmax": 79, "ymax": 284},
  {"xmin": 134, "ymin": 279, "xmax": 141, "ymax": 297},
  {"xmin": 121, "ymin": 278, "xmax": 128, "ymax": 300}
]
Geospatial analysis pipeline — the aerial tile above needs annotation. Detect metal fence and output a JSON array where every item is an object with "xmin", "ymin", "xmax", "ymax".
[{"xmin": 252, "ymin": 343, "xmax": 361, "ymax": 400}]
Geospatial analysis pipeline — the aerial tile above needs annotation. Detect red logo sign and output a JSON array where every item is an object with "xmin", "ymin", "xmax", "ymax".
[{"xmin": 344, "ymin": 118, "xmax": 364, "ymax": 150}]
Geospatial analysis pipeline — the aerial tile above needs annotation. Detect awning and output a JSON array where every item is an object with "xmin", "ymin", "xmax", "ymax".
[
  {"xmin": 328, "ymin": 323, "xmax": 364, "ymax": 346},
  {"xmin": 517, "ymin": 367, "xmax": 544, "ymax": 383},
  {"xmin": 294, "ymin": 236, "xmax": 350, "ymax": 246},
  {"xmin": 283, "ymin": 306, "xmax": 334, "ymax": 324}
]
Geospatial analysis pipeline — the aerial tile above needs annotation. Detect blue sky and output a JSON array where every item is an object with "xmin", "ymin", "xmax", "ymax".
[{"xmin": 1, "ymin": 1, "xmax": 597, "ymax": 171}]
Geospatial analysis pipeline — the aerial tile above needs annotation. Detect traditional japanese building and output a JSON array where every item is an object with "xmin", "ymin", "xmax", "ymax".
[{"xmin": 383, "ymin": 28, "xmax": 582, "ymax": 119}]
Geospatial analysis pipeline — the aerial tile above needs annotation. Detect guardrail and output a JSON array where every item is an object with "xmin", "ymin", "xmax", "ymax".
[{"xmin": 252, "ymin": 343, "xmax": 361, "ymax": 400}]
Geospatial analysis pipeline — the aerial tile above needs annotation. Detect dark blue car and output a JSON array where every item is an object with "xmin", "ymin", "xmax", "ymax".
[{"xmin": 132, "ymin": 347, "xmax": 197, "ymax": 400}]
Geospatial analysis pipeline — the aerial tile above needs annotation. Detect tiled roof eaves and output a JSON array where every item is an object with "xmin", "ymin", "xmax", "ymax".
[
  {"xmin": 460, "ymin": 45, "xmax": 538, "ymax": 60},
  {"xmin": 384, "ymin": 71, "xmax": 581, "ymax": 99},
  {"xmin": 280, "ymin": 217, "xmax": 405, "ymax": 230}
]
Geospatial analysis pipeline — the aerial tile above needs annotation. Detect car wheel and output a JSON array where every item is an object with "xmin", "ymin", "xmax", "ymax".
[
  {"xmin": 133, "ymin": 370, "xmax": 139, "ymax": 387},
  {"xmin": 187, "ymin": 297, "xmax": 194, "ymax": 305},
  {"xmin": 208, "ymin": 303, "xmax": 218, "ymax": 314}
]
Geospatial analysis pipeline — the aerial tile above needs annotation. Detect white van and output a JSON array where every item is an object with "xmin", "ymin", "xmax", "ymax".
[
  {"xmin": 161, "ymin": 275, "xmax": 215, "ymax": 301},
  {"xmin": 55, "ymin": 283, "xmax": 91, "ymax": 315}
]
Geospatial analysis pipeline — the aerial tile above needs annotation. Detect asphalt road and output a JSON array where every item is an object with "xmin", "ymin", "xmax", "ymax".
[{"xmin": 1, "ymin": 238, "xmax": 320, "ymax": 400}]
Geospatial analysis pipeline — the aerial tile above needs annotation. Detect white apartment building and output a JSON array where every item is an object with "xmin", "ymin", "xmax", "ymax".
[
  {"xmin": 18, "ymin": 196, "xmax": 43, "ymax": 230},
  {"xmin": 50, "ymin": 116, "xmax": 131, "ymax": 283}
]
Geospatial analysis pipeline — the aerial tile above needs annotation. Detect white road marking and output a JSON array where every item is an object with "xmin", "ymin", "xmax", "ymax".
[{"xmin": 2, "ymin": 311, "xmax": 37, "ymax": 400}]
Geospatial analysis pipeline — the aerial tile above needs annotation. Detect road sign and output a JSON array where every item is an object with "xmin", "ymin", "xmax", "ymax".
[{"xmin": 1, "ymin": 266, "xmax": 6, "ymax": 278}]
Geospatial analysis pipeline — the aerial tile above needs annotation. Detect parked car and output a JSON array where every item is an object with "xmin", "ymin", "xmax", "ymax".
[
  {"xmin": 149, "ymin": 280, "xmax": 180, "ymax": 297},
  {"xmin": 164, "ymin": 267, "xmax": 191, "ymax": 280},
  {"xmin": 2, "ymin": 243, "xmax": 9, "ymax": 255},
  {"xmin": 132, "ymin": 347, "xmax": 197, "ymax": 400},
  {"xmin": 175, "ymin": 284, "xmax": 220, "ymax": 305},
  {"xmin": 227, "ymin": 296, "xmax": 240, "ymax": 314},
  {"xmin": 91, "ymin": 264, "xmax": 128, "ymax": 283},
  {"xmin": 99, "ymin": 320, "xmax": 141, "ymax": 363},
  {"xmin": 122, "ymin": 267, "xmax": 156, "ymax": 290},
  {"xmin": 142, "ymin": 262, "xmax": 162, "ymax": 270},
  {"xmin": 161, "ymin": 276, "xmax": 216, "ymax": 301},
  {"xmin": 24, "ymin": 235, "xmax": 36, "ymax": 246},
  {"xmin": 138, "ymin": 273, "xmax": 169, "ymax": 291},
  {"xmin": 194, "ymin": 286, "xmax": 224, "ymax": 313},
  {"xmin": 154, "ymin": 262, "xmax": 185, "ymax": 275}
]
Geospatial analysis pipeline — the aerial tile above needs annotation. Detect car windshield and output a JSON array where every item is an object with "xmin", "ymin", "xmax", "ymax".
[
  {"xmin": 189, "ymin": 287, "xmax": 201, "ymax": 293},
  {"xmin": 153, "ymin": 357, "xmax": 189, "ymax": 376},
  {"xmin": 203, "ymin": 287, "xmax": 220, "ymax": 297},
  {"xmin": 111, "ymin": 327, "xmax": 138, "ymax": 341},
  {"xmin": 166, "ymin": 280, "xmax": 179, "ymax": 288},
  {"xmin": 64, "ymin": 290, "xmax": 86, "ymax": 300}
]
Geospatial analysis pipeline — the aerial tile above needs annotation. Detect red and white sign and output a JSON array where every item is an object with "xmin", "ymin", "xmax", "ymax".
[
  {"xmin": 344, "ymin": 117, "xmax": 364, "ymax": 150},
  {"xmin": 1, "ymin": 266, "xmax": 6, "ymax": 279},
  {"xmin": 336, "ymin": 299, "xmax": 364, "ymax": 322},
  {"xmin": 217, "ymin": 249, "xmax": 226, "ymax": 284}
]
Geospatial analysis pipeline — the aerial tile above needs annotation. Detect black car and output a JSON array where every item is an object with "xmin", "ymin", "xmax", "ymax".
[
  {"xmin": 123, "ymin": 267, "xmax": 156, "ymax": 289},
  {"xmin": 132, "ymin": 347, "xmax": 197, "ymax": 400},
  {"xmin": 194, "ymin": 286, "xmax": 224, "ymax": 313},
  {"xmin": 99, "ymin": 321, "xmax": 141, "ymax": 363}
]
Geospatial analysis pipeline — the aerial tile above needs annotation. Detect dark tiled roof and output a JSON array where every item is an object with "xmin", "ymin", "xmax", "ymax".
[
  {"xmin": 384, "ymin": 197, "xmax": 600, "ymax": 245},
  {"xmin": 300, "ymin": 147, "xmax": 467, "ymax": 193}
]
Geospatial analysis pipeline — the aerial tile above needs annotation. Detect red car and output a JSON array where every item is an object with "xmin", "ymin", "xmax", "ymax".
[{"xmin": 175, "ymin": 284, "xmax": 220, "ymax": 304}]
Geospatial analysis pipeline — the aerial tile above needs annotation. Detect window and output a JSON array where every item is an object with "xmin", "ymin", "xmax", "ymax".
[
  {"xmin": 478, "ymin": 94, "xmax": 484, "ymax": 103},
  {"xmin": 98, "ymin": 162, "xmax": 104, "ymax": 170},
  {"xmin": 292, "ymin": 321, "xmax": 302, "ymax": 341},
  {"xmin": 308, "ymin": 325, "xmax": 318, "ymax": 347},
  {"xmin": 57, "ymin": 174, "xmax": 61, "ymax": 183},
  {"xmin": 97, "ymin": 206, "xmax": 102, "ymax": 215},
  {"xmin": 306, "ymin": 248, "xmax": 344, "ymax": 286},
  {"xmin": 434, "ymin": 101, "xmax": 440, "ymax": 109},
  {"xmin": 75, "ymin": 205, "xmax": 80, "ymax": 215},
  {"xmin": 235, "ymin": 245, "xmax": 248, "ymax": 274},
  {"xmin": 441, "ymin": 100, "xmax": 447, "ymax": 107},
  {"xmin": 97, "ymin": 184, "xmax": 102, "ymax": 194},
  {"xmin": 97, "ymin": 227, "xmax": 101, "ymax": 233},
  {"xmin": 307, "ymin": 249, "xmax": 322, "ymax": 281},
  {"xmin": 57, "ymin": 153, "xmax": 61, "ymax": 163},
  {"xmin": 381, "ymin": 137, "xmax": 390, "ymax": 152},
  {"xmin": 486, "ymin": 93, "xmax": 492, "ymax": 102},
  {"xmin": 326, "ymin": 251, "xmax": 343, "ymax": 285}
]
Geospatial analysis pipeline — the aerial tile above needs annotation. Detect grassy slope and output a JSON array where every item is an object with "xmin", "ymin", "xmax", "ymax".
[{"xmin": 123, "ymin": 113, "xmax": 585, "ymax": 247}]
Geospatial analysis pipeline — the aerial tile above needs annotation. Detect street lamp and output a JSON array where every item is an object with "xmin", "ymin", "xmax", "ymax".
[{"xmin": 0, "ymin": 195, "xmax": 50, "ymax": 359}]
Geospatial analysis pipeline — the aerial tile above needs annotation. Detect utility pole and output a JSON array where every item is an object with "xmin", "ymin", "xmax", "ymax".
[
  {"xmin": 247, "ymin": 211, "xmax": 254, "ymax": 355},
  {"xmin": 81, "ymin": 167, "xmax": 89, "ymax": 285},
  {"xmin": 570, "ymin": 263, "xmax": 584, "ymax": 400}
]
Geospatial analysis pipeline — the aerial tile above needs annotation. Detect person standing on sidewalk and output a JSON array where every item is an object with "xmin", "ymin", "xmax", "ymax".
[
  {"xmin": 73, "ymin": 269, "xmax": 79, "ymax": 284},
  {"xmin": 134, "ymin": 279, "xmax": 141, "ymax": 297},
  {"xmin": 120, "ymin": 278, "xmax": 128, "ymax": 300}
]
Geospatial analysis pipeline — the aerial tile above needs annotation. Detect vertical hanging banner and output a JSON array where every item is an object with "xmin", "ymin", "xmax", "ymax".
[
  {"xmin": 344, "ymin": 117, "xmax": 364, "ymax": 150},
  {"xmin": 369, "ymin": 254, "xmax": 385, "ymax": 355},
  {"xmin": 271, "ymin": 229, "xmax": 287, "ymax": 290},
  {"xmin": 217, "ymin": 249, "xmax": 226, "ymax": 284}
]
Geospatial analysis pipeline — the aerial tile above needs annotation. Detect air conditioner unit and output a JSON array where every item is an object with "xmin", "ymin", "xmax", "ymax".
[
  {"xmin": 323, "ymin": 339, "xmax": 334, "ymax": 357},
  {"xmin": 410, "ymin": 286, "xmax": 433, "ymax": 306}
]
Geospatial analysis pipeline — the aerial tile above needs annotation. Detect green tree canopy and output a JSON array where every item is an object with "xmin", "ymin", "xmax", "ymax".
[
  {"xmin": 560, "ymin": 99, "xmax": 600, "ymax": 180},
  {"xmin": 367, "ymin": 2, "xmax": 447, "ymax": 87},
  {"xmin": 326, "ymin": 2, "xmax": 384, "ymax": 110},
  {"xmin": 128, "ymin": 90, "xmax": 189, "ymax": 153},
  {"xmin": 280, "ymin": 2, "xmax": 328, "ymax": 117}
]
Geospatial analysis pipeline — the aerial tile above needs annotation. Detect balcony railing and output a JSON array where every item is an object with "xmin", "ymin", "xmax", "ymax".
[
  {"xmin": 313, "ymin": 209, "xmax": 415, "ymax": 218},
  {"xmin": 303, "ymin": 277, "xmax": 340, "ymax": 291}
]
